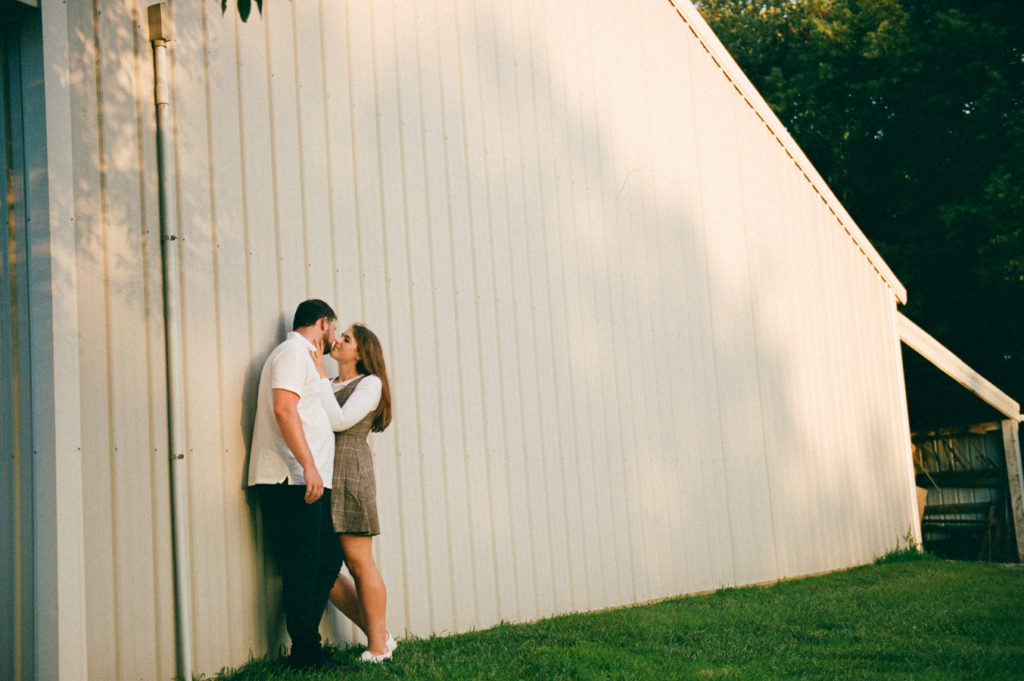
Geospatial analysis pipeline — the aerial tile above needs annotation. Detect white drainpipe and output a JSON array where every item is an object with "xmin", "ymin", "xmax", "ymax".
[{"xmin": 147, "ymin": 4, "xmax": 194, "ymax": 679}]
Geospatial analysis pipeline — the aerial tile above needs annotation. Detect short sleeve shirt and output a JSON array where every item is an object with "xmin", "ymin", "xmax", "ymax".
[{"xmin": 247, "ymin": 332, "xmax": 335, "ymax": 487}]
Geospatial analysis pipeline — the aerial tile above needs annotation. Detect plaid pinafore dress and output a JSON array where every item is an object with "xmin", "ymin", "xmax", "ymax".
[{"xmin": 330, "ymin": 375, "xmax": 381, "ymax": 536}]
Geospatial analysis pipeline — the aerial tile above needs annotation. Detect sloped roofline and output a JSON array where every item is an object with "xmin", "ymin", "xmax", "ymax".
[{"xmin": 668, "ymin": 1, "xmax": 908, "ymax": 304}]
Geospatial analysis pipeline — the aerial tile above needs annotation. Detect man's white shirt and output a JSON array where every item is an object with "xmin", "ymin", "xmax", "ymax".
[{"xmin": 247, "ymin": 332, "xmax": 335, "ymax": 487}]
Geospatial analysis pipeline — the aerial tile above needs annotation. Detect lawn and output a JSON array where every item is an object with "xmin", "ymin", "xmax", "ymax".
[{"xmin": 208, "ymin": 554, "xmax": 1023, "ymax": 680}]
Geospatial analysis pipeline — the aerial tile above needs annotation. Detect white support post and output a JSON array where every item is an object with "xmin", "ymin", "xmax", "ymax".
[{"xmin": 1002, "ymin": 420, "xmax": 1024, "ymax": 562}]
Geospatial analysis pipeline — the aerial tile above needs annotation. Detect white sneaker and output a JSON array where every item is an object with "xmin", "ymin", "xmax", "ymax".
[
  {"xmin": 359, "ymin": 649, "xmax": 393, "ymax": 663},
  {"xmin": 386, "ymin": 631, "xmax": 398, "ymax": 652}
]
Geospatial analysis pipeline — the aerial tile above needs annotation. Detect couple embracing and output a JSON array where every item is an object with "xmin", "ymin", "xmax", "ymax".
[{"xmin": 247, "ymin": 299, "xmax": 395, "ymax": 671}]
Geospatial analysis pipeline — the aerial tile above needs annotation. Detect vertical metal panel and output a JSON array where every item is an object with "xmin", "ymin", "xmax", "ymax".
[
  {"xmin": 69, "ymin": 0, "xmax": 117, "ymax": 671},
  {"xmin": 1, "ymin": 23, "xmax": 36, "ymax": 681},
  {"xmin": 689, "ymin": 17, "xmax": 757, "ymax": 590},
  {"xmin": 368, "ymin": 0, "xmax": 436, "ymax": 635},
  {"xmin": 610, "ymin": 2, "xmax": 663, "ymax": 604},
  {"xmin": 674, "ymin": 7, "xmax": 735, "ymax": 593},
  {"xmin": 56, "ymin": 0, "xmax": 920, "ymax": 678},
  {"xmin": 29, "ymin": 0, "xmax": 92, "ymax": 678},
  {"xmin": 542, "ymin": 0, "xmax": 582, "ymax": 609},
  {"xmin": 172, "ymin": 0, "xmax": 214, "ymax": 671},
  {"xmin": 513, "ymin": 0, "xmax": 562, "ymax": 617},
  {"xmin": 735, "ymin": 84, "xmax": 795, "ymax": 582},
  {"xmin": 204, "ymin": 2, "xmax": 265, "ymax": 661},
  {"xmin": 819, "ymin": 207, "xmax": 855, "ymax": 568},
  {"xmin": 389, "ymin": 0, "xmax": 449, "ymax": 633},
  {"xmin": 529, "ymin": 0, "xmax": 587, "ymax": 616},
  {"xmin": 638, "ymin": 6, "xmax": 717, "ymax": 595},
  {"xmin": 72, "ymin": 0, "xmax": 126, "ymax": 674},
  {"xmin": 96, "ymin": 0, "xmax": 167, "ymax": 674},
  {"xmin": 0, "ymin": 45, "xmax": 19, "ymax": 676},
  {"xmin": 66, "ymin": 1, "xmax": 175, "ymax": 679}
]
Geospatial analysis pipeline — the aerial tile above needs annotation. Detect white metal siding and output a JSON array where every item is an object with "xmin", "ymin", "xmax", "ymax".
[
  {"xmin": 1, "ymin": 22, "xmax": 37, "ymax": 681},
  {"xmin": 57, "ymin": 1, "xmax": 916, "ymax": 678},
  {"xmin": 67, "ymin": 0, "xmax": 176, "ymax": 678}
]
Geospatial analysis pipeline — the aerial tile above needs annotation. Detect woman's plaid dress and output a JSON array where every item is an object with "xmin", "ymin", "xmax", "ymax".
[{"xmin": 330, "ymin": 375, "xmax": 381, "ymax": 535}]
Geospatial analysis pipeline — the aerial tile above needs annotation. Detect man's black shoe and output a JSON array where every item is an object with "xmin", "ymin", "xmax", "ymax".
[{"xmin": 287, "ymin": 649, "xmax": 360, "ymax": 672}]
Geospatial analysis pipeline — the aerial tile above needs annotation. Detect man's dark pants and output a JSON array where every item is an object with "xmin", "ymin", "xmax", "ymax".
[{"xmin": 257, "ymin": 482, "xmax": 343, "ymax": 665}]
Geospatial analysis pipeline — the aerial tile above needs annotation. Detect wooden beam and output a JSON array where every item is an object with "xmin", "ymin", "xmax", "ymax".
[
  {"xmin": 897, "ymin": 312, "xmax": 1021, "ymax": 422},
  {"xmin": 1003, "ymin": 420, "xmax": 1024, "ymax": 562}
]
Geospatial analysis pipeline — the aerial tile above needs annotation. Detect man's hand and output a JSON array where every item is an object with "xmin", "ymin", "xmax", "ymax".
[
  {"xmin": 303, "ymin": 465, "xmax": 325, "ymax": 504},
  {"xmin": 311, "ymin": 339, "xmax": 328, "ymax": 379}
]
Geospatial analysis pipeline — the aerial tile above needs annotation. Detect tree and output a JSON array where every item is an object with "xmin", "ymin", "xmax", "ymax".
[
  {"xmin": 224, "ymin": 0, "xmax": 262, "ymax": 23},
  {"xmin": 696, "ymin": 0, "xmax": 1024, "ymax": 426}
]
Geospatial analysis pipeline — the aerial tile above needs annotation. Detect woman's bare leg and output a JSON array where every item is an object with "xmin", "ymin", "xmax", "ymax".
[
  {"xmin": 328, "ymin": 572, "xmax": 367, "ymax": 636},
  {"xmin": 340, "ymin": 534, "xmax": 389, "ymax": 655}
]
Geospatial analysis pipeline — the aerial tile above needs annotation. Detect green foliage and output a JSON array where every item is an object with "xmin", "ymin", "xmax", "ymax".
[
  {"xmin": 221, "ymin": 0, "xmax": 263, "ymax": 23},
  {"xmin": 871, "ymin": 528, "xmax": 930, "ymax": 564},
  {"xmin": 207, "ymin": 560, "xmax": 1024, "ymax": 680},
  {"xmin": 874, "ymin": 546, "xmax": 933, "ymax": 565},
  {"xmin": 695, "ymin": 1, "xmax": 1024, "ymax": 425}
]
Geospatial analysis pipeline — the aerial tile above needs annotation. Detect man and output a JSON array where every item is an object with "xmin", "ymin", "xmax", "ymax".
[{"xmin": 248, "ymin": 299, "xmax": 345, "ymax": 670}]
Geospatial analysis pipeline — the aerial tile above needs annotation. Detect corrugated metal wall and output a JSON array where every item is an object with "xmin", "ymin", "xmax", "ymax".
[
  {"xmin": 915, "ymin": 426, "xmax": 1010, "ymax": 559},
  {"xmin": 60, "ymin": 0, "xmax": 916, "ymax": 678},
  {"xmin": 68, "ymin": 0, "xmax": 177, "ymax": 672},
  {"xmin": 915, "ymin": 428, "xmax": 1005, "ymax": 510},
  {"xmin": 1, "ymin": 20, "xmax": 36, "ymax": 681}
]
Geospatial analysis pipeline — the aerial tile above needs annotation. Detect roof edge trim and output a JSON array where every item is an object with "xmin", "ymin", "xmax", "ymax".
[{"xmin": 667, "ymin": 0, "xmax": 907, "ymax": 303}]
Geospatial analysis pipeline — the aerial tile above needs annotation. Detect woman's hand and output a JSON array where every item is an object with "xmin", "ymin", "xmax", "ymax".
[{"xmin": 311, "ymin": 339, "xmax": 328, "ymax": 378}]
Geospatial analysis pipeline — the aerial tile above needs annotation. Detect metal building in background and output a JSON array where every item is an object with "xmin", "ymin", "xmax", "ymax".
[
  {"xmin": 3, "ymin": 0, "xmax": 959, "ymax": 679},
  {"xmin": 898, "ymin": 314, "xmax": 1024, "ymax": 563}
]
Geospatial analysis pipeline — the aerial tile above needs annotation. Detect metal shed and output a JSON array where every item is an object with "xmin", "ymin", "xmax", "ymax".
[
  {"xmin": 3, "ymin": 1, "xmax": 923, "ymax": 679},
  {"xmin": 899, "ymin": 314, "xmax": 1024, "ymax": 562}
]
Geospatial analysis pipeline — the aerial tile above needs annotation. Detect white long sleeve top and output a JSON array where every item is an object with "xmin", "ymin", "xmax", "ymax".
[{"xmin": 318, "ymin": 373, "xmax": 383, "ymax": 432}]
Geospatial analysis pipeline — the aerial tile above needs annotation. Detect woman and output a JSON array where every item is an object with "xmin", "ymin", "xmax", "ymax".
[{"xmin": 312, "ymin": 324, "xmax": 395, "ymax": 663}]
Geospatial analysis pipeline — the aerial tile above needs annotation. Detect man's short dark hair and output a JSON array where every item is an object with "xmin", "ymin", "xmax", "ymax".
[{"xmin": 292, "ymin": 299, "xmax": 336, "ymax": 330}]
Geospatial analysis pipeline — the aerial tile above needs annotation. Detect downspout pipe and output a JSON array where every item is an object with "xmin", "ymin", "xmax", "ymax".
[{"xmin": 148, "ymin": 5, "xmax": 194, "ymax": 679}]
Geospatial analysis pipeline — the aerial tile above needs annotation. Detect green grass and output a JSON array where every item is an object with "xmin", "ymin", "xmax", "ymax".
[{"xmin": 205, "ymin": 554, "xmax": 1024, "ymax": 680}]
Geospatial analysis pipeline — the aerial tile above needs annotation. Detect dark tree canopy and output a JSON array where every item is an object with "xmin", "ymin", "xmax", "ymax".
[
  {"xmin": 224, "ymin": 0, "xmax": 262, "ymax": 23},
  {"xmin": 696, "ymin": 0, "xmax": 1024, "ymax": 427}
]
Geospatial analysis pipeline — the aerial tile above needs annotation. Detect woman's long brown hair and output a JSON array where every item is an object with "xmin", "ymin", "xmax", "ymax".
[{"xmin": 351, "ymin": 323, "xmax": 392, "ymax": 432}]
